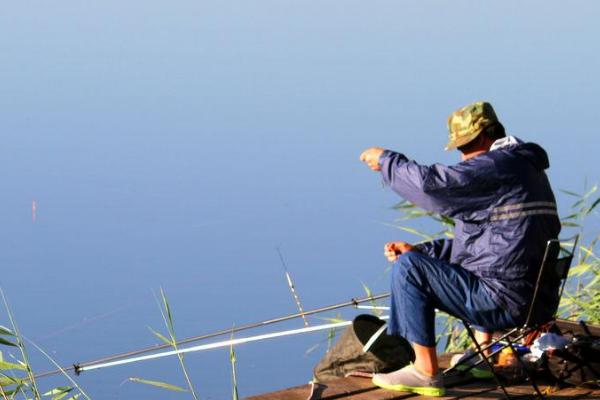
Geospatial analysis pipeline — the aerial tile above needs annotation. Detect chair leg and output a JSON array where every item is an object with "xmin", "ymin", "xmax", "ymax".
[
  {"xmin": 505, "ymin": 336, "xmax": 545, "ymax": 398},
  {"xmin": 444, "ymin": 328, "xmax": 521, "ymax": 375},
  {"xmin": 464, "ymin": 323, "xmax": 512, "ymax": 400}
]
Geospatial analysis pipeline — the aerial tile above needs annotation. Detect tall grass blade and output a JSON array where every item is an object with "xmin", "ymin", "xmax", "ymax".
[
  {"xmin": 156, "ymin": 288, "xmax": 200, "ymax": 400},
  {"xmin": 0, "ymin": 374, "xmax": 26, "ymax": 388},
  {"xmin": 0, "ymin": 360, "xmax": 27, "ymax": 372},
  {"xmin": 391, "ymin": 201, "xmax": 417, "ymax": 210},
  {"xmin": 304, "ymin": 343, "xmax": 321, "ymax": 355},
  {"xmin": 25, "ymin": 338, "xmax": 92, "ymax": 400},
  {"xmin": 315, "ymin": 316, "xmax": 347, "ymax": 324},
  {"xmin": 380, "ymin": 222, "xmax": 435, "ymax": 241},
  {"xmin": 562, "ymin": 222, "xmax": 580, "ymax": 228},
  {"xmin": 326, "ymin": 326, "xmax": 337, "ymax": 352},
  {"xmin": 585, "ymin": 197, "xmax": 600, "ymax": 216},
  {"xmin": 0, "ymin": 288, "xmax": 42, "ymax": 400},
  {"xmin": 569, "ymin": 263, "xmax": 596, "ymax": 276},
  {"xmin": 147, "ymin": 327, "xmax": 173, "ymax": 345},
  {"xmin": 42, "ymin": 386, "xmax": 73, "ymax": 400},
  {"xmin": 361, "ymin": 283, "xmax": 381, "ymax": 316},
  {"xmin": 560, "ymin": 189, "xmax": 582, "ymax": 198},
  {"xmin": 0, "ymin": 339, "xmax": 16, "ymax": 348},
  {"xmin": 0, "ymin": 327, "xmax": 13, "ymax": 337},
  {"xmin": 128, "ymin": 377, "xmax": 188, "ymax": 392},
  {"xmin": 583, "ymin": 184, "xmax": 598, "ymax": 199}
]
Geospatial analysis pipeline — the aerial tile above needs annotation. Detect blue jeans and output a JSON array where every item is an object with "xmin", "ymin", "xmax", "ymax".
[{"xmin": 388, "ymin": 252, "xmax": 519, "ymax": 347}]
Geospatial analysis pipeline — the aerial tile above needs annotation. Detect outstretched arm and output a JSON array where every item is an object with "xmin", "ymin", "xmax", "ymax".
[{"xmin": 361, "ymin": 147, "xmax": 502, "ymax": 220}]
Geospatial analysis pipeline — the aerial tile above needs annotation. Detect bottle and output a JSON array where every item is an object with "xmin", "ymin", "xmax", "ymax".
[{"xmin": 497, "ymin": 347, "xmax": 517, "ymax": 367}]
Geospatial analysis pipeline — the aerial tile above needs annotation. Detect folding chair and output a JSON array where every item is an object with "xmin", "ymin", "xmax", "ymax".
[{"xmin": 445, "ymin": 236, "xmax": 579, "ymax": 399}]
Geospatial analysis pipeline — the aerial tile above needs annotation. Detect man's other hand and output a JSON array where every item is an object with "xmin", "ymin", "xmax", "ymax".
[
  {"xmin": 384, "ymin": 241, "xmax": 415, "ymax": 262},
  {"xmin": 360, "ymin": 147, "xmax": 385, "ymax": 171}
]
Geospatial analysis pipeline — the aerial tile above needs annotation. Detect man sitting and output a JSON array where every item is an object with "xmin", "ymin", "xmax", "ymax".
[{"xmin": 359, "ymin": 101, "xmax": 561, "ymax": 396}]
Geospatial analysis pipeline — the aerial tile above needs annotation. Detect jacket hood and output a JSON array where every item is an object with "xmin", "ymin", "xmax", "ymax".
[
  {"xmin": 513, "ymin": 142, "xmax": 550, "ymax": 171},
  {"xmin": 492, "ymin": 136, "xmax": 550, "ymax": 171}
]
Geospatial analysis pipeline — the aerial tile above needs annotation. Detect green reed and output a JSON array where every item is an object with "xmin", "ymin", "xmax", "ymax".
[
  {"xmin": 145, "ymin": 288, "xmax": 200, "ymax": 399},
  {"xmin": 0, "ymin": 289, "xmax": 87, "ymax": 400},
  {"xmin": 557, "ymin": 185, "xmax": 600, "ymax": 323}
]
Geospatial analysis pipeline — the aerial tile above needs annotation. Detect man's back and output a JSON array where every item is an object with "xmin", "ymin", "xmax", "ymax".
[{"xmin": 450, "ymin": 139, "xmax": 561, "ymax": 313}]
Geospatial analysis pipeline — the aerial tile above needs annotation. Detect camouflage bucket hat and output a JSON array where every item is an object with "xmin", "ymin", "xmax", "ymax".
[{"xmin": 445, "ymin": 101, "xmax": 499, "ymax": 151}]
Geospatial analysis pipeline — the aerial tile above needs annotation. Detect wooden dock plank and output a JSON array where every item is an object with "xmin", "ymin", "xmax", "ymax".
[
  {"xmin": 245, "ymin": 377, "xmax": 501, "ymax": 400},
  {"xmin": 457, "ymin": 384, "xmax": 600, "ymax": 400},
  {"xmin": 246, "ymin": 378, "xmax": 600, "ymax": 400},
  {"xmin": 555, "ymin": 319, "xmax": 600, "ymax": 337},
  {"xmin": 246, "ymin": 376, "xmax": 405, "ymax": 400}
]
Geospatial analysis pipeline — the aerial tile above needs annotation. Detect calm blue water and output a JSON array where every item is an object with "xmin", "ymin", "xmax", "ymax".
[{"xmin": 1, "ymin": 1, "xmax": 599, "ymax": 398}]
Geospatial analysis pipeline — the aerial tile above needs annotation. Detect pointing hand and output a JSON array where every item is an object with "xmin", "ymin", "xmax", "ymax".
[
  {"xmin": 360, "ymin": 147, "xmax": 385, "ymax": 171},
  {"xmin": 384, "ymin": 241, "xmax": 415, "ymax": 262}
]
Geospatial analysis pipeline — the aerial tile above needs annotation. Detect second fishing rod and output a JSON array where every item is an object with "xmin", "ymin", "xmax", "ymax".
[{"xmin": 35, "ymin": 291, "xmax": 391, "ymax": 379}]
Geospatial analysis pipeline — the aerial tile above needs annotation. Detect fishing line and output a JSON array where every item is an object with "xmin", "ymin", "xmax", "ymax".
[
  {"xmin": 34, "ymin": 292, "xmax": 390, "ymax": 379},
  {"xmin": 34, "ymin": 302, "xmax": 138, "ymax": 342}
]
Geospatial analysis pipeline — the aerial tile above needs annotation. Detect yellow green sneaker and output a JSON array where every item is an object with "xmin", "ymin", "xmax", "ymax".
[
  {"xmin": 372, "ymin": 364, "xmax": 445, "ymax": 397},
  {"xmin": 450, "ymin": 349, "xmax": 494, "ymax": 379}
]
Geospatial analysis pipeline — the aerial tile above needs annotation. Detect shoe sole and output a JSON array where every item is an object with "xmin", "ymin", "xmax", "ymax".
[
  {"xmin": 455, "ymin": 365, "xmax": 494, "ymax": 379},
  {"xmin": 372, "ymin": 376, "xmax": 445, "ymax": 397}
]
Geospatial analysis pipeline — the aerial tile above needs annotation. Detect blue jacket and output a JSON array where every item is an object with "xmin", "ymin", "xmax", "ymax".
[{"xmin": 379, "ymin": 137, "xmax": 561, "ymax": 316}]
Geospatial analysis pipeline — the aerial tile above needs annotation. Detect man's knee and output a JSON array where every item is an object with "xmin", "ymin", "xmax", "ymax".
[
  {"xmin": 392, "ymin": 251, "xmax": 426, "ymax": 282},
  {"xmin": 395, "ymin": 251, "xmax": 427, "ymax": 270}
]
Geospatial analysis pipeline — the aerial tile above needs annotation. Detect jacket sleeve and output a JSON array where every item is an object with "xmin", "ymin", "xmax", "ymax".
[
  {"xmin": 414, "ymin": 239, "xmax": 453, "ymax": 262},
  {"xmin": 378, "ymin": 150, "xmax": 503, "ymax": 220}
]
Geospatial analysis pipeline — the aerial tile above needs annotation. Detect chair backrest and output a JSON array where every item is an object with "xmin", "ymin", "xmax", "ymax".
[{"xmin": 524, "ymin": 236, "xmax": 579, "ymax": 328}]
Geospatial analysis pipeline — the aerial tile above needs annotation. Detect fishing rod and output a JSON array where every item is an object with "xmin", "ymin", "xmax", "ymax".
[
  {"xmin": 77, "ymin": 315, "xmax": 390, "ymax": 373},
  {"xmin": 35, "ymin": 292, "xmax": 390, "ymax": 378}
]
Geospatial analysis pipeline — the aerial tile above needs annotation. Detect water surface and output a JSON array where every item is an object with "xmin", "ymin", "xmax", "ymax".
[{"xmin": 1, "ymin": 1, "xmax": 599, "ymax": 398}]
